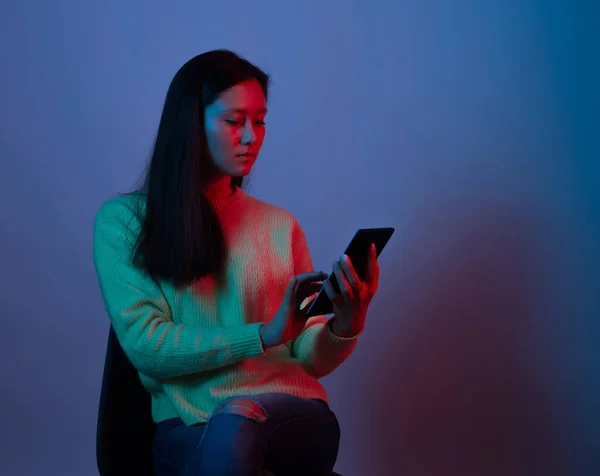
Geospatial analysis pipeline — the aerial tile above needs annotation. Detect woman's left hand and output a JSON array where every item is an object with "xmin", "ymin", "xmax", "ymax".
[{"xmin": 322, "ymin": 243, "xmax": 380, "ymax": 338}]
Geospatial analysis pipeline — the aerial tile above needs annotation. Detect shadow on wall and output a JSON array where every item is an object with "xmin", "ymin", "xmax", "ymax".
[{"xmin": 353, "ymin": 201, "xmax": 566, "ymax": 476}]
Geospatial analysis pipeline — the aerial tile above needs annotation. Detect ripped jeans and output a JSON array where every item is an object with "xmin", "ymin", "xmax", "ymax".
[{"xmin": 152, "ymin": 392, "xmax": 341, "ymax": 476}]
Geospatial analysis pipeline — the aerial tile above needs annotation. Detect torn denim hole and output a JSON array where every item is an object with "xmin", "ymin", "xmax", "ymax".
[{"xmin": 212, "ymin": 396, "xmax": 268, "ymax": 423}]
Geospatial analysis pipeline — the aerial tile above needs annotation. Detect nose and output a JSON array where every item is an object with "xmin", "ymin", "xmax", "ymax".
[{"xmin": 240, "ymin": 119, "xmax": 257, "ymax": 145}]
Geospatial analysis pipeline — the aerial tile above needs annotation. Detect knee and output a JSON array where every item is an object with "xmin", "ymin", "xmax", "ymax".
[
  {"xmin": 212, "ymin": 396, "xmax": 268, "ymax": 424},
  {"xmin": 192, "ymin": 398, "xmax": 267, "ymax": 474}
]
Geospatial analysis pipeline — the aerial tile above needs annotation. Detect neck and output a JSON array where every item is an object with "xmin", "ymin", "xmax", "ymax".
[{"xmin": 202, "ymin": 175, "xmax": 233, "ymax": 200}]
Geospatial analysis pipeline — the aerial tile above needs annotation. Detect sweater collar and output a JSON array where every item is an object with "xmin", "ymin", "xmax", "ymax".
[{"xmin": 208, "ymin": 185, "xmax": 247, "ymax": 211}]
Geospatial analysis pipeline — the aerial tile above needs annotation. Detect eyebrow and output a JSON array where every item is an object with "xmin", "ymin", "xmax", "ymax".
[{"xmin": 223, "ymin": 107, "xmax": 268, "ymax": 114}]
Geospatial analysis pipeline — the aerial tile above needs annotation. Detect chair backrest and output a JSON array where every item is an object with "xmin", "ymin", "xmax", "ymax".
[{"xmin": 96, "ymin": 326, "xmax": 157, "ymax": 476}]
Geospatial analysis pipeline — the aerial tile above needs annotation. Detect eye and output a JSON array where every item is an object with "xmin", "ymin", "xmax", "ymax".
[{"xmin": 224, "ymin": 118, "xmax": 266, "ymax": 127}]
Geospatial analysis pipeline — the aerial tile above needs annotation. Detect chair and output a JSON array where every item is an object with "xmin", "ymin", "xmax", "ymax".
[
  {"xmin": 97, "ymin": 326, "xmax": 156, "ymax": 475},
  {"xmin": 97, "ymin": 325, "xmax": 342, "ymax": 476}
]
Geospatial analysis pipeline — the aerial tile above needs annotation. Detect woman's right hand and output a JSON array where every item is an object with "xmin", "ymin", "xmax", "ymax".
[{"xmin": 259, "ymin": 271, "xmax": 328, "ymax": 349}]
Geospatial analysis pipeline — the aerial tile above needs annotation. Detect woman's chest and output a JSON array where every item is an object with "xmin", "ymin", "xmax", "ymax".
[{"xmin": 161, "ymin": 242, "xmax": 293, "ymax": 327}]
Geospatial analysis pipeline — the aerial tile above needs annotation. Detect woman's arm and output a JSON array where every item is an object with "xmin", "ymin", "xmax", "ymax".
[
  {"xmin": 93, "ymin": 199, "xmax": 265, "ymax": 380},
  {"xmin": 286, "ymin": 219, "xmax": 359, "ymax": 378}
]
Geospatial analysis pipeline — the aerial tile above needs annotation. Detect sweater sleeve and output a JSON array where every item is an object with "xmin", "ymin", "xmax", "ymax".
[
  {"xmin": 287, "ymin": 218, "xmax": 359, "ymax": 378},
  {"xmin": 93, "ymin": 197, "xmax": 265, "ymax": 380}
]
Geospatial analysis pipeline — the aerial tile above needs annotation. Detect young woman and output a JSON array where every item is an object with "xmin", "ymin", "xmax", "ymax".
[{"xmin": 93, "ymin": 49, "xmax": 380, "ymax": 476}]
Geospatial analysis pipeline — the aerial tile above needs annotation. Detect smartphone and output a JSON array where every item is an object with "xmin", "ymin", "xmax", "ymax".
[{"xmin": 304, "ymin": 227, "xmax": 395, "ymax": 317}]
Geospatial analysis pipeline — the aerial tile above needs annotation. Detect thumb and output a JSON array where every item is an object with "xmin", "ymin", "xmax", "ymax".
[{"xmin": 285, "ymin": 276, "xmax": 298, "ymax": 306}]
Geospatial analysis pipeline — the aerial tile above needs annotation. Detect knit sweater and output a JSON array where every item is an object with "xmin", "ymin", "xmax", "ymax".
[{"xmin": 93, "ymin": 185, "xmax": 359, "ymax": 426}]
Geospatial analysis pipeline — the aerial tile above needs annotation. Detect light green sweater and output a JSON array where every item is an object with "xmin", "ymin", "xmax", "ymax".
[{"xmin": 93, "ymin": 186, "xmax": 359, "ymax": 425}]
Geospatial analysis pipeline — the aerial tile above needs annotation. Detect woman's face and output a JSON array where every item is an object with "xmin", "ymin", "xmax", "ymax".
[{"xmin": 204, "ymin": 79, "xmax": 267, "ymax": 179}]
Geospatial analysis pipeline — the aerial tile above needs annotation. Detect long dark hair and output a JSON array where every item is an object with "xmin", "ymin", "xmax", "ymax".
[{"xmin": 131, "ymin": 49, "xmax": 270, "ymax": 287}]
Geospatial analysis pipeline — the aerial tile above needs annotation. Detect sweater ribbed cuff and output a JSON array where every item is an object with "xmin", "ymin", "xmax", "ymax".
[
  {"xmin": 228, "ymin": 322, "xmax": 266, "ymax": 360},
  {"xmin": 293, "ymin": 320, "xmax": 358, "ymax": 374},
  {"xmin": 326, "ymin": 318, "xmax": 362, "ymax": 341}
]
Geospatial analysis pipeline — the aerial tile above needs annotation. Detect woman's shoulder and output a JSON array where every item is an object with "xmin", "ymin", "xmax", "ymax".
[
  {"xmin": 94, "ymin": 190, "xmax": 146, "ymax": 230},
  {"xmin": 244, "ymin": 193, "xmax": 300, "ymax": 228}
]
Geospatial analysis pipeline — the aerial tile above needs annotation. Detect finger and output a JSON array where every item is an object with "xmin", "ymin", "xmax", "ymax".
[
  {"xmin": 309, "ymin": 282, "xmax": 324, "ymax": 292},
  {"xmin": 286, "ymin": 275, "xmax": 298, "ymax": 305},
  {"xmin": 297, "ymin": 282, "xmax": 323, "ymax": 299},
  {"xmin": 340, "ymin": 254, "xmax": 362, "ymax": 292},
  {"xmin": 322, "ymin": 279, "xmax": 336, "ymax": 301},
  {"xmin": 333, "ymin": 260, "xmax": 353, "ymax": 302},
  {"xmin": 323, "ymin": 280, "xmax": 344, "ymax": 308},
  {"xmin": 294, "ymin": 271, "xmax": 326, "ymax": 300},
  {"xmin": 365, "ymin": 243, "xmax": 380, "ymax": 287},
  {"xmin": 299, "ymin": 290, "xmax": 320, "ymax": 311},
  {"xmin": 296, "ymin": 270, "xmax": 329, "ymax": 284},
  {"xmin": 295, "ymin": 275, "xmax": 326, "ymax": 296}
]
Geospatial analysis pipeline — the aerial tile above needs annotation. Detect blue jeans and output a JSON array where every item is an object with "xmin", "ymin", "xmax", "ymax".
[{"xmin": 152, "ymin": 392, "xmax": 341, "ymax": 476}]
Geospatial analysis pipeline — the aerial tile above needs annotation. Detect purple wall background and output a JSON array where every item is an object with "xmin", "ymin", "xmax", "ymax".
[{"xmin": 1, "ymin": 1, "xmax": 598, "ymax": 475}]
